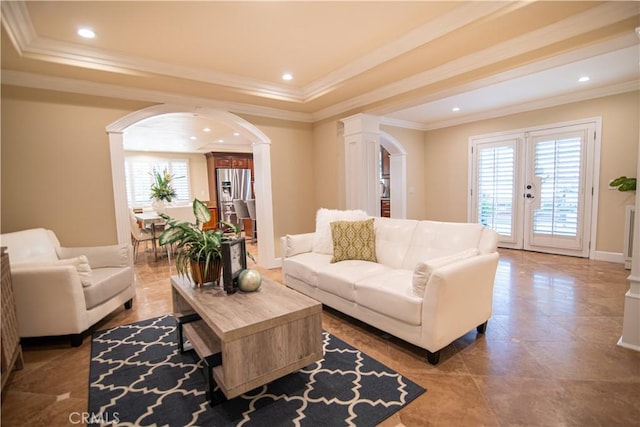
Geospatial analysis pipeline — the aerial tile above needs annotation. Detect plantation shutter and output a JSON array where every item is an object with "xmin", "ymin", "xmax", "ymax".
[
  {"xmin": 471, "ymin": 135, "xmax": 521, "ymax": 246},
  {"xmin": 125, "ymin": 158, "xmax": 191, "ymax": 207}
]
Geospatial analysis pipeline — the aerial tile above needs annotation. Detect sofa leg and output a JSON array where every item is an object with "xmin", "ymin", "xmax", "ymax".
[
  {"xmin": 426, "ymin": 350, "xmax": 441, "ymax": 365},
  {"xmin": 70, "ymin": 333, "xmax": 83, "ymax": 347},
  {"xmin": 476, "ymin": 321, "xmax": 488, "ymax": 334},
  {"xmin": 124, "ymin": 298, "xmax": 133, "ymax": 310}
]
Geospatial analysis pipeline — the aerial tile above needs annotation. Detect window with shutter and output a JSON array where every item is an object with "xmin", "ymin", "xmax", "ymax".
[{"xmin": 124, "ymin": 157, "xmax": 191, "ymax": 207}]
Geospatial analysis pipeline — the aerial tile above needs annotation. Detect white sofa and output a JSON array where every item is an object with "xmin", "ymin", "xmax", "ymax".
[
  {"xmin": 281, "ymin": 211, "xmax": 500, "ymax": 364},
  {"xmin": 0, "ymin": 228, "xmax": 135, "ymax": 346}
]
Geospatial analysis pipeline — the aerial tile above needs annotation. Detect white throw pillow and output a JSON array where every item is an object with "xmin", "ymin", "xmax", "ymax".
[
  {"xmin": 412, "ymin": 248, "xmax": 478, "ymax": 297},
  {"xmin": 57, "ymin": 256, "xmax": 93, "ymax": 287},
  {"xmin": 312, "ymin": 208, "xmax": 368, "ymax": 255}
]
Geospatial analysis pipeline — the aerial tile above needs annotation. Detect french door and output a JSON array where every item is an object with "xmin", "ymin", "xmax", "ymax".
[{"xmin": 470, "ymin": 120, "xmax": 598, "ymax": 257}]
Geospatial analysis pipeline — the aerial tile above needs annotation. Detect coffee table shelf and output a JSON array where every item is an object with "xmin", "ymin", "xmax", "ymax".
[{"xmin": 171, "ymin": 275, "xmax": 323, "ymax": 403}]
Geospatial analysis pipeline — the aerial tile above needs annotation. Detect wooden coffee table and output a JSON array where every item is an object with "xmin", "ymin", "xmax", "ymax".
[{"xmin": 170, "ymin": 275, "xmax": 323, "ymax": 404}]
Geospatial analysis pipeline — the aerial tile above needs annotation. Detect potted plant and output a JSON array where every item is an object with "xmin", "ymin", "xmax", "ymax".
[
  {"xmin": 158, "ymin": 198, "xmax": 238, "ymax": 287},
  {"xmin": 610, "ymin": 176, "xmax": 636, "ymax": 192},
  {"xmin": 150, "ymin": 167, "xmax": 179, "ymax": 211}
]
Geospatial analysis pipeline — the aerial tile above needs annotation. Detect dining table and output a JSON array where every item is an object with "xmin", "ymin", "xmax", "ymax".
[{"xmin": 133, "ymin": 211, "xmax": 166, "ymax": 261}]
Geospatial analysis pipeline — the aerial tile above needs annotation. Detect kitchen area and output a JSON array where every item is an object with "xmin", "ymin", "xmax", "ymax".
[{"xmin": 204, "ymin": 152, "xmax": 256, "ymax": 241}]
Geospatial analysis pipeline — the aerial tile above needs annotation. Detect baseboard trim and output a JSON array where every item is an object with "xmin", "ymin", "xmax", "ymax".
[{"xmin": 593, "ymin": 251, "xmax": 624, "ymax": 264}]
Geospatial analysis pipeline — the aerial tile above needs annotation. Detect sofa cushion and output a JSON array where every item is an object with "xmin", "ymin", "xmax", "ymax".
[
  {"xmin": 282, "ymin": 252, "xmax": 332, "ymax": 288},
  {"xmin": 317, "ymin": 261, "xmax": 389, "ymax": 302},
  {"xmin": 374, "ymin": 217, "xmax": 418, "ymax": 269},
  {"xmin": 57, "ymin": 256, "xmax": 93, "ymax": 287},
  {"xmin": 402, "ymin": 221, "xmax": 484, "ymax": 270},
  {"xmin": 83, "ymin": 266, "xmax": 133, "ymax": 310},
  {"xmin": 355, "ymin": 269, "xmax": 423, "ymax": 326},
  {"xmin": 312, "ymin": 208, "xmax": 368, "ymax": 255},
  {"xmin": 412, "ymin": 248, "xmax": 479, "ymax": 297},
  {"xmin": 330, "ymin": 218, "xmax": 377, "ymax": 263}
]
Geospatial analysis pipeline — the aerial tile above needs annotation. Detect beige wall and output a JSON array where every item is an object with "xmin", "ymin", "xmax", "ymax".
[
  {"xmin": 2, "ymin": 84, "xmax": 635, "ymax": 255},
  {"xmin": 0, "ymin": 86, "xmax": 316, "ymax": 255},
  {"xmin": 423, "ymin": 91, "xmax": 639, "ymax": 253},
  {"xmin": 1, "ymin": 86, "xmax": 151, "ymax": 246},
  {"xmin": 124, "ymin": 151, "xmax": 210, "ymax": 204},
  {"xmin": 238, "ymin": 114, "xmax": 316, "ymax": 250},
  {"xmin": 312, "ymin": 120, "xmax": 345, "ymax": 212}
]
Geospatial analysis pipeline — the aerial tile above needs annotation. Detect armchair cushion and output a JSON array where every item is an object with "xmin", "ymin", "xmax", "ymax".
[
  {"xmin": 84, "ymin": 267, "xmax": 133, "ymax": 309},
  {"xmin": 57, "ymin": 245, "xmax": 130, "ymax": 268},
  {"xmin": 57, "ymin": 256, "xmax": 93, "ymax": 287}
]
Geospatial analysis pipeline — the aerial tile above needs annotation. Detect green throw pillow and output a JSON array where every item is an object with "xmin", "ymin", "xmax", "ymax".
[{"xmin": 330, "ymin": 218, "xmax": 377, "ymax": 263}]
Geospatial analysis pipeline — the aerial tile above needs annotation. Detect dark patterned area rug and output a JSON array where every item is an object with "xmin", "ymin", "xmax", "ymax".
[{"xmin": 88, "ymin": 315, "xmax": 425, "ymax": 426}]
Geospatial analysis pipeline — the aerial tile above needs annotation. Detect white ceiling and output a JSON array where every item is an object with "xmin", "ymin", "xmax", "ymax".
[{"xmin": 1, "ymin": 1, "xmax": 638, "ymax": 153}]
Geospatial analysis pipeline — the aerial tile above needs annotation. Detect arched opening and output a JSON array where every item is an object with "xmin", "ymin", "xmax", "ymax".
[
  {"xmin": 106, "ymin": 104, "xmax": 278, "ymax": 268},
  {"xmin": 380, "ymin": 131, "xmax": 407, "ymax": 219}
]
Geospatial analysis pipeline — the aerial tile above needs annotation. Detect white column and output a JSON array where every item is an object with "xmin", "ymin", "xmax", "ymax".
[
  {"xmin": 341, "ymin": 114, "xmax": 380, "ymax": 216},
  {"xmin": 618, "ymin": 28, "xmax": 640, "ymax": 351},
  {"xmin": 107, "ymin": 131, "xmax": 131, "ymax": 249},
  {"xmin": 252, "ymin": 140, "xmax": 277, "ymax": 269}
]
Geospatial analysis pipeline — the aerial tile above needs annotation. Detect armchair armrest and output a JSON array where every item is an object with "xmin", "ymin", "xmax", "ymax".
[
  {"xmin": 57, "ymin": 245, "xmax": 130, "ymax": 268},
  {"xmin": 10, "ymin": 265, "xmax": 89, "ymax": 337},
  {"xmin": 421, "ymin": 252, "xmax": 499, "ymax": 351},
  {"xmin": 281, "ymin": 233, "xmax": 315, "ymax": 258}
]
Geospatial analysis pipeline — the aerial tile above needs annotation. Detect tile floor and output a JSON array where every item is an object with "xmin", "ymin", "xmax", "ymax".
[{"xmin": 1, "ymin": 248, "xmax": 639, "ymax": 426}]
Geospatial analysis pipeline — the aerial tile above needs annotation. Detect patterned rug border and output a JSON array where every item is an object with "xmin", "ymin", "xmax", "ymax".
[{"xmin": 88, "ymin": 314, "xmax": 426, "ymax": 426}]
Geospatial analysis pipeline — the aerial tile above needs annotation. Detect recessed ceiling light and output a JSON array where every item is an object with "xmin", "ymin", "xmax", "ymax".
[
  {"xmin": 233, "ymin": 132, "xmax": 240, "ymax": 136},
  {"xmin": 218, "ymin": 139, "xmax": 224, "ymax": 143},
  {"xmin": 282, "ymin": 72, "xmax": 293, "ymax": 81},
  {"xmin": 77, "ymin": 28, "xmax": 96, "ymax": 39},
  {"xmin": 190, "ymin": 136, "xmax": 197, "ymax": 140},
  {"xmin": 452, "ymin": 107, "xmax": 460, "ymax": 112},
  {"xmin": 203, "ymin": 127, "xmax": 211, "ymax": 132},
  {"xmin": 578, "ymin": 76, "xmax": 590, "ymax": 83}
]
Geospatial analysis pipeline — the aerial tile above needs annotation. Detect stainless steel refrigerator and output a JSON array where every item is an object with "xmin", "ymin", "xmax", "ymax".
[{"xmin": 216, "ymin": 168, "xmax": 252, "ymax": 223}]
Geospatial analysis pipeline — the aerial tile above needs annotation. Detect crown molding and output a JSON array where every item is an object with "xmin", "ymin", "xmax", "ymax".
[
  {"xmin": 379, "ymin": 117, "xmax": 427, "ymax": 131},
  {"xmin": 312, "ymin": 3, "xmax": 639, "ymax": 122},
  {"xmin": 0, "ymin": 70, "xmax": 314, "ymax": 123},
  {"xmin": 3, "ymin": 1, "xmax": 636, "ymax": 109},
  {"xmin": 300, "ymin": 1, "xmax": 510, "ymax": 101}
]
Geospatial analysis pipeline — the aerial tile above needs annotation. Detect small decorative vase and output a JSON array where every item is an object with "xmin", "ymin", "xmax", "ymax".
[
  {"xmin": 238, "ymin": 269, "xmax": 262, "ymax": 292},
  {"xmin": 152, "ymin": 199, "xmax": 168, "ymax": 213}
]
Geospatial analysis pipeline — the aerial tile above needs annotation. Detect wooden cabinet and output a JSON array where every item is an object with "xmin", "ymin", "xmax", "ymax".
[
  {"xmin": 231, "ymin": 157, "xmax": 247, "ymax": 169},
  {"xmin": 1, "ymin": 247, "xmax": 23, "ymax": 396},
  {"xmin": 381, "ymin": 199, "xmax": 391, "ymax": 218},
  {"xmin": 202, "ymin": 207, "xmax": 219, "ymax": 231},
  {"xmin": 205, "ymin": 152, "xmax": 255, "ymax": 211}
]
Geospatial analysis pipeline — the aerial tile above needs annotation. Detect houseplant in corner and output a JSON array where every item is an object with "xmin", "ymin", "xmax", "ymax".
[{"xmin": 158, "ymin": 198, "xmax": 238, "ymax": 287}]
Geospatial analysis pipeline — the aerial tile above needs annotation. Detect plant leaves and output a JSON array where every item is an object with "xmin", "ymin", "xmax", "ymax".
[{"xmin": 193, "ymin": 198, "xmax": 211, "ymax": 224}]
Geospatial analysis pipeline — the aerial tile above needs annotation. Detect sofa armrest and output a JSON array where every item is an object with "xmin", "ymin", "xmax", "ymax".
[
  {"xmin": 57, "ymin": 245, "xmax": 130, "ymax": 268},
  {"xmin": 281, "ymin": 233, "xmax": 315, "ymax": 259},
  {"xmin": 421, "ymin": 252, "xmax": 499, "ymax": 351},
  {"xmin": 10, "ymin": 265, "xmax": 89, "ymax": 337}
]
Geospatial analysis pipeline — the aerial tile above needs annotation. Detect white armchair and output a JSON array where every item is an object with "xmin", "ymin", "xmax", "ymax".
[{"xmin": 0, "ymin": 228, "xmax": 135, "ymax": 346}]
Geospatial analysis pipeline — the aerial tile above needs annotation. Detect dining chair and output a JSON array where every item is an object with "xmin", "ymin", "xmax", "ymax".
[
  {"xmin": 246, "ymin": 199, "xmax": 257, "ymax": 243},
  {"xmin": 129, "ymin": 211, "xmax": 154, "ymax": 262}
]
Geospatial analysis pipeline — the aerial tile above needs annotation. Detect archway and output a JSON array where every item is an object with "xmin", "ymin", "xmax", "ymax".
[
  {"xmin": 106, "ymin": 104, "xmax": 278, "ymax": 268},
  {"xmin": 380, "ymin": 131, "xmax": 407, "ymax": 219}
]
